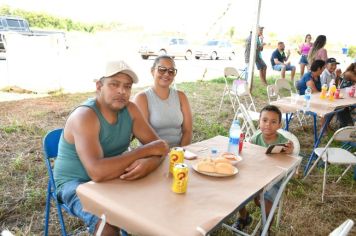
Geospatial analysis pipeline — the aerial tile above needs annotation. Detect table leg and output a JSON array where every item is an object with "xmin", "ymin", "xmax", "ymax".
[
  {"xmin": 96, "ymin": 214, "xmax": 106, "ymax": 236},
  {"xmin": 260, "ymin": 169, "xmax": 296, "ymax": 236},
  {"xmin": 303, "ymin": 113, "xmax": 333, "ymax": 176},
  {"xmin": 284, "ymin": 113, "xmax": 293, "ymax": 131}
]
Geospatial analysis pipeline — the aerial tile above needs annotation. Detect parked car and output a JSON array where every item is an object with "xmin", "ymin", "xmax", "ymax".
[
  {"xmin": 0, "ymin": 15, "xmax": 67, "ymax": 59},
  {"xmin": 139, "ymin": 37, "xmax": 193, "ymax": 60},
  {"xmin": 194, "ymin": 40, "xmax": 236, "ymax": 60}
]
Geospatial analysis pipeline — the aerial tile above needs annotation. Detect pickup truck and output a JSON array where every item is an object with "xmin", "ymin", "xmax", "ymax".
[{"xmin": 0, "ymin": 15, "xmax": 67, "ymax": 57}]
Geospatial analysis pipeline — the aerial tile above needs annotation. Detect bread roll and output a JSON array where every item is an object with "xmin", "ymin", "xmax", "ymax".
[
  {"xmin": 215, "ymin": 162, "xmax": 234, "ymax": 175},
  {"xmin": 197, "ymin": 160, "xmax": 215, "ymax": 173}
]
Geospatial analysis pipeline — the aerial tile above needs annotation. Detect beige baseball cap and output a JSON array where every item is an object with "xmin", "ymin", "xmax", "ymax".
[{"xmin": 103, "ymin": 60, "xmax": 139, "ymax": 83}]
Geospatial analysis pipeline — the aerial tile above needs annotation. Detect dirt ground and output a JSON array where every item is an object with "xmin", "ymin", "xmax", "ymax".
[{"xmin": 0, "ymin": 81, "xmax": 355, "ymax": 235}]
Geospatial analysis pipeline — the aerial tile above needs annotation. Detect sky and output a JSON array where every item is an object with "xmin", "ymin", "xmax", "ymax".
[{"xmin": 1, "ymin": 0, "xmax": 355, "ymax": 45}]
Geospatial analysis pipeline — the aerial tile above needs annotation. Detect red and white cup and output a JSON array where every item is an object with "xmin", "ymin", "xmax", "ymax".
[{"xmin": 239, "ymin": 133, "xmax": 245, "ymax": 154}]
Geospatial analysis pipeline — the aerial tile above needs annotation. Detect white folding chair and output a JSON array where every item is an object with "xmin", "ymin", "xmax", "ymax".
[
  {"xmin": 274, "ymin": 129, "xmax": 301, "ymax": 228},
  {"xmin": 329, "ymin": 219, "xmax": 354, "ymax": 236},
  {"xmin": 218, "ymin": 67, "xmax": 240, "ymax": 113},
  {"xmin": 266, "ymin": 84, "xmax": 278, "ymax": 104},
  {"xmin": 274, "ymin": 78, "xmax": 306, "ymax": 126},
  {"xmin": 266, "ymin": 85, "xmax": 290, "ymax": 128},
  {"xmin": 304, "ymin": 126, "xmax": 356, "ymax": 202},
  {"xmin": 232, "ymin": 104, "xmax": 257, "ymax": 142},
  {"xmin": 275, "ymin": 79, "xmax": 293, "ymax": 96},
  {"xmin": 231, "ymin": 79, "xmax": 260, "ymax": 122},
  {"xmin": 277, "ymin": 129, "xmax": 300, "ymax": 156}
]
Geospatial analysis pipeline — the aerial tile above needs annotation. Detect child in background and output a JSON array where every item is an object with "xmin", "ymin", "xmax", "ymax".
[
  {"xmin": 339, "ymin": 62, "xmax": 356, "ymax": 88},
  {"xmin": 336, "ymin": 62, "xmax": 356, "ymax": 127},
  {"xmin": 233, "ymin": 105, "xmax": 294, "ymax": 233}
]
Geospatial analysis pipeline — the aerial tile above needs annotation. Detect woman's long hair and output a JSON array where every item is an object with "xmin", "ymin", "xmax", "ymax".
[{"xmin": 307, "ymin": 35, "xmax": 326, "ymax": 65}]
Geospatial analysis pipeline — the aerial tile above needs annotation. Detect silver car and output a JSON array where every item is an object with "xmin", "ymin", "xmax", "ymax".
[
  {"xmin": 139, "ymin": 37, "xmax": 193, "ymax": 60},
  {"xmin": 194, "ymin": 40, "xmax": 236, "ymax": 60}
]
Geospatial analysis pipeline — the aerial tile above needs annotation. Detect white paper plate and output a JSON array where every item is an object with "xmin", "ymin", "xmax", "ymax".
[{"xmin": 192, "ymin": 163, "xmax": 238, "ymax": 177}]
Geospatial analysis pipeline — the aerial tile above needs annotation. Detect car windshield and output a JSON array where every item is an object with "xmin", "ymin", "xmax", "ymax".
[{"xmin": 205, "ymin": 41, "xmax": 219, "ymax": 46}]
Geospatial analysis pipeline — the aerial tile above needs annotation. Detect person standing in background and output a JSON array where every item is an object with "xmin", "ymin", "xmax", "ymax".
[
  {"xmin": 307, "ymin": 35, "xmax": 328, "ymax": 68},
  {"xmin": 297, "ymin": 34, "xmax": 313, "ymax": 76},
  {"xmin": 244, "ymin": 26, "xmax": 267, "ymax": 85}
]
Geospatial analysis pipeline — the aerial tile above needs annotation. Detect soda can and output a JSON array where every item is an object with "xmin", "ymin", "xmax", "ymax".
[
  {"xmin": 169, "ymin": 147, "xmax": 185, "ymax": 174},
  {"xmin": 171, "ymin": 163, "xmax": 188, "ymax": 194}
]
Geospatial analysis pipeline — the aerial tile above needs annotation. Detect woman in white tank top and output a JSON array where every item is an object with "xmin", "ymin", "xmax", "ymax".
[{"xmin": 134, "ymin": 55, "xmax": 193, "ymax": 147}]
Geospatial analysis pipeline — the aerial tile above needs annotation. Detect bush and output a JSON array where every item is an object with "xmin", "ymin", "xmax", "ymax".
[{"xmin": 347, "ymin": 45, "xmax": 356, "ymax": 58}]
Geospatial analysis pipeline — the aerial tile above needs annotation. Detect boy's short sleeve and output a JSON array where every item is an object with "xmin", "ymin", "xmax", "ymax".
[
  {"xmin": 277, "ymin": 133, "xmax": 289, "ymax": 144},
  {"xmin": 249, "ymin": 130, "xmax": 261, "ymax": 145}
]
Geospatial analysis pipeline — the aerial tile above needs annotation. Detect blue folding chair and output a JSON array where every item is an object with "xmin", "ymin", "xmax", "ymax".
[
  {"xmin": 43, "ymin": 128, "xmax": 130, "ymax": 236},
  {"xmin": 43, "ymin": 128, "xmax": 73, "ymax": 236}
]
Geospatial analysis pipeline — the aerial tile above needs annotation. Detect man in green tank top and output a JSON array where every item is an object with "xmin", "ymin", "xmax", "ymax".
[{"xmin": 53, "ymin": 60, "xmax": 169, "ymax": 235}]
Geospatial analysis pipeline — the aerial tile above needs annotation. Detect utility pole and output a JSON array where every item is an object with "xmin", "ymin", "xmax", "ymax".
[{"xmin": 247, "ymin": 0, "xmax": 262, "ymax": 93}]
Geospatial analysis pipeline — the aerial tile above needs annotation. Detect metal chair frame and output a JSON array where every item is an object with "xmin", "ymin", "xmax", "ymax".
[
  {"xmin": 43, "ymin": 128, "xmax": 72, "ymax": 236},
  {"xmin": 303, "ymin": 126, "xmax": 356, "ymax": 202}
]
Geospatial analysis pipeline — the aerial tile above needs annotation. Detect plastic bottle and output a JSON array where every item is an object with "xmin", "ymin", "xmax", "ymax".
[
  {"xmin": 329, "ymin": 85, "xmax": 336, "ymax": 101},
  {"xmin": 227, "ymin": 120, "xmax": 241, "ymax": 156},
  {"xmin": 210, "ymin": 147, "xmax": 218, "ymax": 159},
  {"xmin": 304, "ymin": 86, "xmax": 312, "ymax": 111},
  {"xmin": 329, "ymin": 79, "xmax": 335, "ymax": 89},
  {"xmin": 320, "ymin": 84, "xmax": 327, "ymax": 99}
]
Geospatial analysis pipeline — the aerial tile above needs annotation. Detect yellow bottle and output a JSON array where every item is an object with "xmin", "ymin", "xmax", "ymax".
[
  {"xmin": 320, "ymin": 84, "xmax": 327, "ymax": 99},
  {"xmin": 328, "ymin": 85, "xmax": 336, "ymax": 101}
]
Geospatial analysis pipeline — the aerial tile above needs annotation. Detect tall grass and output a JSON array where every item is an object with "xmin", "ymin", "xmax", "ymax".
[{"xmin": 0, "ymin": 77, "xmax": 355, "ymax": 235}]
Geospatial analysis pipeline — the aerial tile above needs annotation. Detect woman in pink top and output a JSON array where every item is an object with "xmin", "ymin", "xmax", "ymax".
[
  {"xmin": 307, "ymin": 35, "xmax": 327, "ymax": 69},
  {"xmin": 298, "ymin": 34, "xmax": 313, "ymax": 76}
]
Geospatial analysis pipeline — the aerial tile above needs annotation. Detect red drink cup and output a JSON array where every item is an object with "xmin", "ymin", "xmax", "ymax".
[{"xmin": 239, "ymin": 133, "xmax": 245, "ymax": 154}]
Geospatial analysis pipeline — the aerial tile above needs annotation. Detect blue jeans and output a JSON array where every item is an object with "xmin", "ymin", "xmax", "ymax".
[
  {"xmin": 299, "ymin": 54, "xmax": 308, "ymax": 65},
  {"xmin": 57, "ymin": 180, "xmax": 99, "ymax": 233},
  {"xmin": 264, "ymin": 180, "xmax": 282, "ymax": 202},
  {"xmin": 273, "ymin": 64, "xmax": 296, "ymax": 71}
]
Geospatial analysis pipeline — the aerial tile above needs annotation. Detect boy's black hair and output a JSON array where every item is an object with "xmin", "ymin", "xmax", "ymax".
[{"xmin": 260, "ymin": 105, "xmax": 282, "ymax": 123}]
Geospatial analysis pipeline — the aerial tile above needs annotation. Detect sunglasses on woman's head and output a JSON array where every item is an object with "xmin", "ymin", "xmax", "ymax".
[{"xmin": 156, "ymin": 66, "xmax": 177, "ymax": 76}]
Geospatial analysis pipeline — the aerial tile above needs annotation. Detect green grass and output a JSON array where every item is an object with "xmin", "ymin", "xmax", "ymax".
[{"xmin": 0, "ymin": 75, "xmax": 355, "ymax": 235}]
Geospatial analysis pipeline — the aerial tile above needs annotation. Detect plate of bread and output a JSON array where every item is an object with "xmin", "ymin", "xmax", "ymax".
[{"xmin": 192, "ymin": 157, "xmax": 238, "ymax": 177}]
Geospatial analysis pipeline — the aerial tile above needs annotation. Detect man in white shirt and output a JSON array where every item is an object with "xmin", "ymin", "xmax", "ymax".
[{"xmin": 320, "ymin": 57, "xmax": 342, "ymax": 86}]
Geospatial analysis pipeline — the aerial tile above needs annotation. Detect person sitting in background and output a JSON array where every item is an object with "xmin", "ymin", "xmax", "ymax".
[
  {"xmin": 297, "ymin": 34, "xmax": 313, "ymax": 76},
  {"xmin": 54, "ymin": 60, "xmax": 169, "ymax": 235},
  {"xmin": 339, "ymin": 62, "xmax": 356, "ymax": 88},
  {"xmin": 134, "ymin": 55, "xmax": 193, "ymax": 148},
  {"xmin": 296, "ymin": 59, "xmax": 326, "ymax": 95},
  {"xmin": 320, "ymin": 58, "xmax": 342, "ymax": 86},
  {"xmin": 271, "ymin": 41, "xmax": 296, "ymax": 81},
  {"xmin": 337, "ymin": 62, "xmax": 356, "ymax": 127},
  {"xmin": 307, "ymin": 35, "xmax": 328, "ymax": 67},
  {"xmin": 233, "ymin": 105, "xmax": 294, "ymax": 233}
]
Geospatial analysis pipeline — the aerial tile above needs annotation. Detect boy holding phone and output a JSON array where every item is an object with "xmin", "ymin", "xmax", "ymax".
[{"xmin": 233, "ymin": 105, "xmax": 294, "ymax": 233}]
